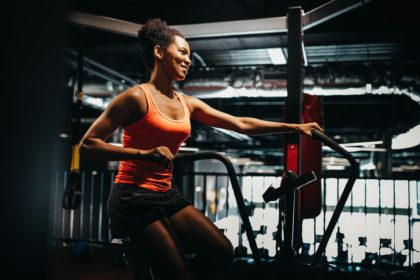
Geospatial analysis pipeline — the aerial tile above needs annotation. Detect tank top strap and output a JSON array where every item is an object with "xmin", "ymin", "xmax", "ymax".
[
  {"xmin": 174, "ymin": 91, "xmax": 191, "ymax": 118},
  {"xmin": 136, "ymin": 84, "xmax": 157, "ymax": 115}
]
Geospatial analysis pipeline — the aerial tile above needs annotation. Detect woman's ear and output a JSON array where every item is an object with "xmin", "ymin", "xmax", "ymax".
[{"xmin": 154, "ymin": 45, "xmax": 163, "ymax": 61}]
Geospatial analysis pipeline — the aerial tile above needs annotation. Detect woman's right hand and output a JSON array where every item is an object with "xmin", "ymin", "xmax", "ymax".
[
  {"xmin": 140, "ymin": 146, "xmax": 174, "ymax": 168},
  {"xmin": 296, "ymin": 122, "xmax": 324, "ymax": 138}
]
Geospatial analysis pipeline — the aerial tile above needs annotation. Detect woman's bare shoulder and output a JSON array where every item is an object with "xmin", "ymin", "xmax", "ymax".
[
  {"xmin": 120, "ymin": 85, "xmax": 146, "ymax": 100},
  {"xmin": 111, "ymin": 85, "xmax": 147, "ymax": 110}
]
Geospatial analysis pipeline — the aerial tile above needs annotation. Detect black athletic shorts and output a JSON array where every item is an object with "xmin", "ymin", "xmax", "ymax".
[{"xmin": 107, "ymin": 183, "xmax": 191, "ymax": 238}]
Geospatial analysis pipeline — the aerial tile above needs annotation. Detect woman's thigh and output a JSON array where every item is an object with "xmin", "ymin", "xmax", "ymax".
[
  {"xmin": 167, "ymin": 205, "xmax": 234, "ymax": 258},
  {"xmin": 128, "ymin": 218, "xmax": 194, "ymax": 280}
]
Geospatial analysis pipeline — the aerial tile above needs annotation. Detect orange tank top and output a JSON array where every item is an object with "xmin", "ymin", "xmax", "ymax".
[{"xmin": 114, "ymin": 84, "xmax": 191, "ymax": 192}]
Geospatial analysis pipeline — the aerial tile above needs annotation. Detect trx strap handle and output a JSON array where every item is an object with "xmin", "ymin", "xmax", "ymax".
[{"xmin": 63, "ymin": 26, "xmax": 85, "ymax": 210}]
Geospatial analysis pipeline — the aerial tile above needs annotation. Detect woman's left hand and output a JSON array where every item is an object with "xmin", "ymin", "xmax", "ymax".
[{"xmin": 296, "ymin": 122, "xmax": 324, "ymax": 138}]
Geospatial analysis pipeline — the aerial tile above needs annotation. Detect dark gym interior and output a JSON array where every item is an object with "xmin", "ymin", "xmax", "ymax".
[{"xmin": 2, "ymin": 1, "xmax": 419, "ymax": 280}]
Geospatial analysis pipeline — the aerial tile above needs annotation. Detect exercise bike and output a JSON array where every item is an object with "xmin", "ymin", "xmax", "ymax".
[
  {"xmin": 113, "ymin": 128, "xmax": 358, "ymax": 280},
  {"xmin": 174, "ymin": 128, "xmax": 359, "ymax": 280}
]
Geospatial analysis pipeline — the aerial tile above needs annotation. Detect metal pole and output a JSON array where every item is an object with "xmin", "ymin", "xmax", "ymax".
[
  {"xmin": 174, "ymin": 153, "xmax": 263, "ymax": 270},
  {"xmin": 284, "ymin": 5, "xmax": 304, "ymax": 252}
]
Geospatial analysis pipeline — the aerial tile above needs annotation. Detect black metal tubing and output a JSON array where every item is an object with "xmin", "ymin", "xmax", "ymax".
[
  {"xmin": 285, "ymin": 6, "xmax": 304, "ymax": 252},
  {"xmin": 74, "ymin": 25, "xmax": 85, "ymax": 144},
  {"xmin": 311, "ymin": 129, "xmax": 359, "ymax": 261},
  {"xmin": 174, "ymin": 152, "xmax": 262, "ymax": 268},
  {"xmin": 282, "ymin": 171, "xmax": 298, "ymax": 252},
  {"xmin": 286, "ymin": 6, "xmax": 304, "ymax": 128}
]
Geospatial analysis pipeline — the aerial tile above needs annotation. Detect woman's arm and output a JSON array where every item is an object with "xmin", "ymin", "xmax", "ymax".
[
  {"xmin": 79, "ymin": 87, "xmax": 175, "ymax": 165},
  {"xmin": 183, "ymin": 95, "xmax": 323, "ymax": 137}
]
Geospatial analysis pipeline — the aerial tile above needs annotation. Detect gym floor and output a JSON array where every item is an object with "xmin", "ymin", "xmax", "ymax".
[
  {"xmin": 49, "ymin": 242, "xmax": 417, "ymax": 280},
  {"xmin": 50, "ymin": 244, "xmax": 135, "ymax": 280}
]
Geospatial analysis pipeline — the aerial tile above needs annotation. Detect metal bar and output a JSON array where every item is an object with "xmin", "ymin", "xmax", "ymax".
[
  {"xmin": 303, "ymin": 0, "xmax": 372, "ymax": 31},
  {"xmin": 364, "ymin": 179, "xmax": 368, "ymax": 215},
  {"xmin": 61, "ymin": 171, "xmax": 67, "ymax": 239},
  {"xmin": 109, "ymin": 172, "xmax": 115, "ymax": 241},
  {"xmin": 312, "ymin": 129, "xmax": 359, "ymax": 260},
  {"xmin": 313, "ymin": 217, "xmax": 317, "ymax": 256},
  {"xmin": 215, "ymin": 175, "xmax": 219, "ymax": 221},
  {"xmin": 323, "ymin": 179, "xmax": 327, "ymax": 234},
  {"xmin": 80, "ymin": 172, "xmax": 85, "ymax": 239},
  {"xmin": 226, "ymin": 176, "xmax": 230, "ymax": 218},
  {"xmin": 73, "ymin": 26, "xmax": 85, "ymax": 145},
  {"xmin": 98, "ymin": 172, "xmax": 104, "ymax": 242},
  {"xmin": 68, "ymin": 11, "xmax": 140, "ymax": 37},
  {"xmin": 174, "ymin": 152, "xmax": 263, "ymax": 270},
  {"xmin": 336, "ymin": 178, "xmax": 340, "ymax": 207},
  {"xmin": 350, "ymin": 179, "xmax": 353, "ymax": 214},
  {"xmin": 173, "ymin": 17, "xmax": 287, "ymax": 38},
  {"xmin": 285, "ymin": 6, "xmax": 304, "ymax": 253},
  {"xmin": 69, "ymin": 209, "xmax": 74, "ymax": 239},
  {"xmin": 68, "ymin": 10, "xmax": 287, "ymax": 39},
  {"xmin": 66, "ymin": 59, "xmax": 131, "ymax": 91},
  {"xmin": 407, "ymin": 180, "xmax": 412, "ymax": 266},
  {"xmin": 393, "ymin": 179, "xmax": 396, "ymax": 266},
  {"xmin": 417, "ymin": 181, "xmax": 420, "ymax": 216},
  {"xmin": 276, "ymin": 193, "xmax": 283, "ymax": 252},
  {"xmin": 378, "ymin": 179, "xmax": 382, "ymax": 261},
  {"xmin": 53, "ymin": 171, "xmax": 59, "ymax": 239},
  {"xmin": 67, "ymin": 49, "xmax": 138, "ymax": 85},
  {"xmin": 89, "ymin": 172, "xmax": 95, "ymax": 241},
  {"xmin": 322, "ymin": 205, "xmax": 413, "ymax": 215},
  {"xmin": 203, "ymin": 175, "xmax": 208, "ymax": 215},
  {"xmin": 285, "ymin": 6, "xmax": 303, "ymax": 171},
  {"xmin": 283, "ymin": 172, "xmax": 298, "ymax": 249}
]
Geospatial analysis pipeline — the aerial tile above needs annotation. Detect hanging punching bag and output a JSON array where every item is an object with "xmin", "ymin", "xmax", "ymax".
[{"xmin": 300, "ymin": 93, "xmax": 323, "ymax": 218}]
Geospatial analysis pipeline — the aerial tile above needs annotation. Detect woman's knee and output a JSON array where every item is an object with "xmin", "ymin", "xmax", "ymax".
[
  {"xmin": 215, "ymin": 238, "xmax": 235, "ymax": 264},
  {"xmin": 226, "ymin": 240, "xmax": 235, "ymax": 260}
]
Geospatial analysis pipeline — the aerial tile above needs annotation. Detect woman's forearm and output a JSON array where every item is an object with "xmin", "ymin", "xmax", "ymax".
[
  {"xmin": 79, "ymin": 137, "xmax": 143, "ymax": 161},
  {"xmin": 237, "ymin": 117, "xmax": 299, "ymax": 135}
]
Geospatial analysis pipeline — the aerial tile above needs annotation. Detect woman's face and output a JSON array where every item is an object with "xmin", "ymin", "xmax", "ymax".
[{"xmin": 160, "ymin": 35, "xmax": 192, "ymax": 81}]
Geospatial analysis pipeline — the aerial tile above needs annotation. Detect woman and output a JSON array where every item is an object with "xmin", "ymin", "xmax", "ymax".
[{"xmin": 79, "ymin": 18, "xmax": 322, "ymax": 280}]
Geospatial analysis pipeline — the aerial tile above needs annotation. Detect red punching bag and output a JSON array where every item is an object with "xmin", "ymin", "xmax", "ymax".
[{"xmin": 300, "ymin": 93, "xmax": 323, "ymax": 218}]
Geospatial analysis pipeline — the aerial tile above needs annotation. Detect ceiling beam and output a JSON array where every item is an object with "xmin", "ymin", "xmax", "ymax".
[
  {"xmin": 69, "ymin": 1, "xmax": 371, "ymax": 38},
  {"xmin": 68, "ymin": 11, "xmax": 140, "ymax": 37},
  {"xmin": 68, "ymin": 10, "xmax": 287, "ymax": 39},
  {"xmin": 172, "ymin": 17, "xmax": 287, "ymax": 38},
  {"xmin": 303, "ymin": 0, "xmax": 372, "ymax": 30}
]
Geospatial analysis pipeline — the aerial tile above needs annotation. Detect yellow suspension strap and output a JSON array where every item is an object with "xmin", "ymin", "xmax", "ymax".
[{"xmin": 63, "ymin": 26, "xmax": 85, "ymax": 210}]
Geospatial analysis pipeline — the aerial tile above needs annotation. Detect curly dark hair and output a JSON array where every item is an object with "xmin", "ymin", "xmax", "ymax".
[{"xmin": 137, "ymin": 18, "xmax": 185, "ymax": 70}]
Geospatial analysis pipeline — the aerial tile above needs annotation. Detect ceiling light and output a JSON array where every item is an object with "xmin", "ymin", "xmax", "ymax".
[
  {"xmin": 267, "ymin": 48, "xmax": 286, "ymax": 65},
  {"xmin": 325, "ymin": 165, "xmax": 346, "ymax": 170},
  {"xmin": 341, "ymin": 140, "xmax": 383, "ymax": 147},
  {"xmin": 392, "ymin": 124, "xmax": 420, "ymax": 150}
]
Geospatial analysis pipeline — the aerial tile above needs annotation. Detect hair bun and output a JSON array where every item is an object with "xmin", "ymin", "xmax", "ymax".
[{"xmin": 137, "ymin": 18, "xmax": 168, "ymax": 48}]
